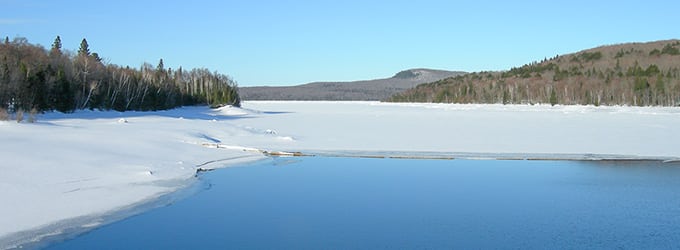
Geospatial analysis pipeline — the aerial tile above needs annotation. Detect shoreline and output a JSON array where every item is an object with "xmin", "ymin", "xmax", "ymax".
[
  {"xmin": 0, "ymin": 155, "xmax": 269, "ymax": 250},
  {"xmin": 0, "ymin": 180, "xmax": 196, "ymax": 250},
  {"xmin": 269, "ymin": 150, "xmax": 680, "ymax": 162}
]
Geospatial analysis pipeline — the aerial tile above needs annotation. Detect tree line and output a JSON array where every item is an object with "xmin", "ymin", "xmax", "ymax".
[{"xmin": 0, "ymin": 36, "xmax": 240, "ymax": 115}]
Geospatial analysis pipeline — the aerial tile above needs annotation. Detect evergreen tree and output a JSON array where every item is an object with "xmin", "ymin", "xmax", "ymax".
[
  {"xmin": 91, "ymin": 52, "xmax": 102, "ymax": 62},
  {"xmin": 549, "ymin": 88, "xmax": 558, "ymax": 106},
  {"xmin": 78, "ymin": 38, "xmax": 90, "ymax": 57},
  {"xmin": 52, "ymin": 70, "xmax": 74, "ymax": 113},
  {"xmin": 655, "ymin": 75, "xmax": 666, "ymax": 94},
  {"xmin": 50, "ymin": 36, "xmax": 62, "ymax": 57},
  {"xmin": 502, "ymin": 89, "xmax": 510, "ymax": 104},
  {"xmin": 157, "ymin": 58, "xmax": 164, "ymax": 72}
]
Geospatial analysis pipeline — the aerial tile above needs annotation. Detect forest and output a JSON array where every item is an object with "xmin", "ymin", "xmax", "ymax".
[
  {"xmin": 387, "ymin": 40, "xmax": 680, "ymax": 106},
  {"xmin": 0, "ymin": 36, "xmax": 240, "ymax": 119}
]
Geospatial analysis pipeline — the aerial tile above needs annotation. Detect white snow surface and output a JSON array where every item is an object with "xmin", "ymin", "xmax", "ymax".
[
  {"xmin": 0, "ymin": 106, "xmax": 267, "ymax": 249},
  {"xmin": 1, "ymin": 101, "xmax": 680, "ymax": 248},
  {"xmin": 239, "ymin": 101, "xmax": 680, "ymax": 158}
]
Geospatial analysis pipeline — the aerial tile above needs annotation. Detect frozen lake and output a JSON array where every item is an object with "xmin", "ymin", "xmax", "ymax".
[{"xmin": 47, "ymin": 157, "xmax": 680, "ymax": 249}]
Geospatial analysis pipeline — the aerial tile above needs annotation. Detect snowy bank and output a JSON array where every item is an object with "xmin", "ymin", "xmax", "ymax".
[
  {"xmin": 2, "ymin": 101, "xmax": 680, "ymax": 248},
  {"xmin": 0, "ymin": 106, "xmax": 268, "ymax": 249}
]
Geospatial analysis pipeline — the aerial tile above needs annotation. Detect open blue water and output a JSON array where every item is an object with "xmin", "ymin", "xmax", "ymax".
[{"xmin": 47, "ymin": 157, "xmax": 680, "ymax": 249}]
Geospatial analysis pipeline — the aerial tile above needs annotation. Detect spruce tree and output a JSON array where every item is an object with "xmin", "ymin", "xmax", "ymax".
[
  {"xmin": 157, "ymin": 58, "xmax": 164, "ymax": 72},
  {"xmin": 91, "ymin": 52, "xmax": 102, "ymax": 62},
  {"xmin": 549, "ymin": 88, "xmax": 558, "ymax": 106},
  {"xmin": 50, "ymin": 36, "xmax": 62, "ymax": 56},
  {"xmin": 502, "ymin": 89, "xmax": 510, "ymax": 104},
  {"xmin": 78, "ymin": 38, "xmax": 90, "ymax": 57},
  {"xmin": 53, "ymin": 70, "xmax": 74, "ymax": 113}
]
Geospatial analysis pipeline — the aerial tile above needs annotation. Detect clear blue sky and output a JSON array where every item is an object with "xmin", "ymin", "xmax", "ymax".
[{"xmin": 2, "ymin": 0, "xmax": 678, "ymax": 86}]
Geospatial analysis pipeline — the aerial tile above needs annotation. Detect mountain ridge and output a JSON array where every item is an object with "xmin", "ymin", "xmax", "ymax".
[{"xmin": 239, "ymin": 68, "xmax": 465, "ymax": 101}]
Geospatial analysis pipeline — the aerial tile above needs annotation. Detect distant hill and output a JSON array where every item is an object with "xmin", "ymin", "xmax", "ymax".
[
  {"xmin": 387, "ymin": 40, "xmax": 680, "ymax": 106},
  {"xmin": 239, "ymin": 69, "xmax": 466, "ymax": 101}
]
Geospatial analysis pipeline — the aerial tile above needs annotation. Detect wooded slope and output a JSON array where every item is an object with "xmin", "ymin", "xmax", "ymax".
[{"xmin": 388, "ymin": 40, "xmax": 680, "ymax": 106}]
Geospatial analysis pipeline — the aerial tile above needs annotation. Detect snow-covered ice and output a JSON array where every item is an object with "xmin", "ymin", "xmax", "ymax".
[
  {"xmin": 1, "ymin": 101, "xmax": 679, "ymax": 248},
  {"xmin": 237, "ymin": 101, "xmax": 680, "ymax": 159}
]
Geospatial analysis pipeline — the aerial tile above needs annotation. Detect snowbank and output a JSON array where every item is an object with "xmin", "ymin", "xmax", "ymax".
[
  {"xmin": 0, "ymin": 106, "xmax": 268, "ymax": 249},
  {"xmin": 1, "ymin": 101, "xmax": 679, "ymax": 248}
]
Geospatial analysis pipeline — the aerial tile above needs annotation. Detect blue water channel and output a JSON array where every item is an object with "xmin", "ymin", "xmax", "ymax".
[{"xmin": 47, "ymin": 157, "xmax": 680, "ymax": 249}]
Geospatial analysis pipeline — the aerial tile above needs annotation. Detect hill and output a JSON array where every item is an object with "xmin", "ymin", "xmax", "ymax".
[
  {"xmin": 387, "ymin": 40, "xmax": 680, "ymax": 106},
  {"xmin": 239, "ymin": 69, "xmax": 465, "ymax": 101}
]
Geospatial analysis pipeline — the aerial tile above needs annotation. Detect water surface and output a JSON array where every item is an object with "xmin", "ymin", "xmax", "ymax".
[{"xmin": 48, "ymin": 157, "xmax": 680, "ymax": 249}]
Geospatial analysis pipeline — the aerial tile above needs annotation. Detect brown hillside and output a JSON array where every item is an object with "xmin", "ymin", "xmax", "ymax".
[{"xmin": 387, "ymin": 40, "xmax": 680, "ymax": 106}]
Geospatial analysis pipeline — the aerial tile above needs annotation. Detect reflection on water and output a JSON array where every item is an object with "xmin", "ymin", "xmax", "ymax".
[{"xmin": 48, "ymin": 157, "xmax": 680, "ymax": 249}]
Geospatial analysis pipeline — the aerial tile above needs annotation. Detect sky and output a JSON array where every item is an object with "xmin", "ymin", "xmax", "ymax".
[{"xmin": 2, "ymin": 0, "xmax": 679, "ymax": 86}]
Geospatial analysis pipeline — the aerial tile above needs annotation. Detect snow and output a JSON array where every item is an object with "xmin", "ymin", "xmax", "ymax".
[
  {"xmin": 236, "ymin": 101, "xmax": 680, "ymax": 159},
  {"xmin": 1, "ymin": 101, "xmax": 680, "ymax": 248},
  {"xmin": 0, "ymin": 106, "xmax": 268, "ymax": 249}
]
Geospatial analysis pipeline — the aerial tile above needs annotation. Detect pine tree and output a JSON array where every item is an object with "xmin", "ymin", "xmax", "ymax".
[
  {"xmin": 549, "ymin": 88, "xmax": 558, "ymax": 106},
  {"xmin": 53, "ymin": 70, "xmax": 74, "ymax": 113},
  {"xmin": 157, "ymin": 58, "xmax": 164, "ymax": 72},
  {"xmin": 502, "ymin": 89, "xmax": 510, "ymax": 104},
  {"xmin": 78, "ymin": 38, "xmax": 90, "ymax": 57},
  {"xmin": 50, "ymin": 36, "xmax": 62, "ymax": 57},
  {"xmin": 3, "ymin": 36, "xmax": 8, "ymax": 45},
  {"xmin": 91, "ymin": 52, "xmax": 102, "ymax": 62}
]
